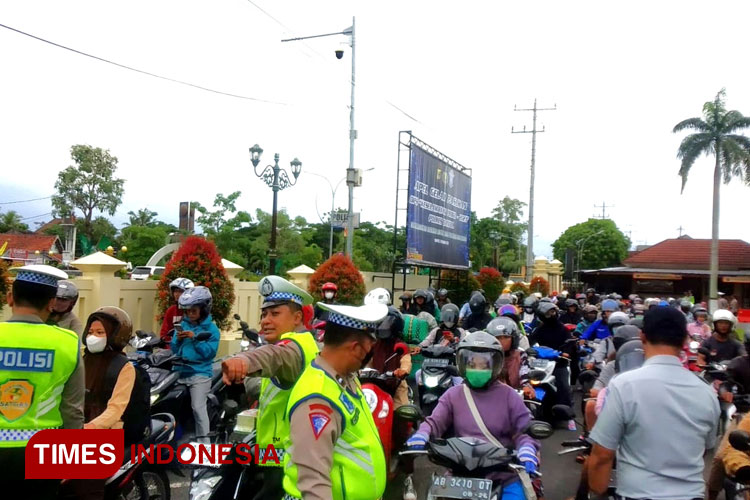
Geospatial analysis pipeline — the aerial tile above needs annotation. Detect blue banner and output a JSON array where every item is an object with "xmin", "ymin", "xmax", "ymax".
[{"xmin": 406, "ymin": 146, "xmax": 471, "ymax": 269}]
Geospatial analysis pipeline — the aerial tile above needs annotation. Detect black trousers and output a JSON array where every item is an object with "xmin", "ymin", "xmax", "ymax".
[
  {"xmin": 0, "ymin": 447, "xmax": 60, "ymax": 499},
  {"xmin": 253, "ymin": 466, "xmax": 285, "ymax": 500},
  {"xmin": 553, "ymin": 365, "xmax": 573, "ymax": 409}
]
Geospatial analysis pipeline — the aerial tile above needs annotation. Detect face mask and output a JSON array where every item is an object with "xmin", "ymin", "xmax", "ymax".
[
  {"xmin": 86, "ymin": 335, "xmax": 107, "ymax": 353},
  {"xmin": 324, "ymin": 292, "xmax": 334, "ymax": 300},
  {"xmin": 464, "ymin": 369, "xmax": 492, "ymax": 388},
  {"xmin": 358, "ymin": 342, "xmax": 374, "ymax": 369}
]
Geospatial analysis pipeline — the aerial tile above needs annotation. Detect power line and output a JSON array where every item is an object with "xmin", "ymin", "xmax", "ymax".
[
  {"xmin": 0, "ymin": 195, "xmax": 52, "ymax": 205},
  {"xmin": 20, "ymin": 212, "xmax": 52, "ymax": 221},
  {"xmin": 0, "ymin": 22, "xmax": 285, "ymax": 105}
]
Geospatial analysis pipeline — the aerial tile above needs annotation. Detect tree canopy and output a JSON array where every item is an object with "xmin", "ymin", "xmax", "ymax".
[
  {"xmin": 0, "ymin": 210, "xmax": 29, "ymax": 233},
  {"xmin": 469, "ymin": 196, "xmax": 527, "ymax": 274},
  {"xmin": 551, "ymin": 218, "xmax": 630, "ymax": 271}
]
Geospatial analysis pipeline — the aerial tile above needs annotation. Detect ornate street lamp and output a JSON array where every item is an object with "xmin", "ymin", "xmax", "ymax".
[{"xmin": 250, "ymin": 144, "xmax": 302, "ymax": 274}]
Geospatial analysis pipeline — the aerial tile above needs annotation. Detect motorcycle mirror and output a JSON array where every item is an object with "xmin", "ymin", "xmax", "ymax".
[
  {"xmin": 195, "ymin": 332, "xmax": 212, "ymax": 341},
  {"xmin": 577, "ymin": 370, "xmax": 599, "ymax": 384},
  {"xmin": 136, "ymin": 330, "xmax": 150, "ymax": 339},
  {"xmin": 222, "ymin": 399, "xmax": 240, "ymax": 418},
  {"xmin": 244, "ymin": 328, "xmax": 259, "ymax": 342},
  {"xmin": 528, "ymin": 369, "xmax": 546, "ymax": 382},
  {"xmin": 394, "ymin": 404, "xmax": 424, "ymax": 422},
  {"xmin": 525, "ymin": 420, "xmax": 553, "ymax": 440},
  {"xmin": 393, "ymin": 342, "xmax": 409, "ymax": 356},
  {"xmin": 234, "ymin": 313, "xmax": 241, "ymax": 321},
  {"xmin": 730, "ymin": 430, "xmax": 750, "ymax": 452},
  {"xmin": 551, "ymin": 404, "xmax": 575, "ymax": 421}
]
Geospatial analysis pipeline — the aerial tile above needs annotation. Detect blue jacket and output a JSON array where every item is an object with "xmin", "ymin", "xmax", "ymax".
[
  {"xmin": 170, "ymin": 314, "xmax": 220, "ymax": 378},
  {"xmin": 581, "ymin": 319, "xmax": 611, "ymax": 340}
]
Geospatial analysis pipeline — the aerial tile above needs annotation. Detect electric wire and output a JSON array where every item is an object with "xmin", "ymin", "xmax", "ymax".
[{"xmin": 0, "ymin": 195, "xmax": 53, "ymax": 205}]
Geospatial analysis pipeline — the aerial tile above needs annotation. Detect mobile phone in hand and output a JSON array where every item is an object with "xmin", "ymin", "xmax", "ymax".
[{"xmin": 174, "ymin": 324, "xmax": 184, "ymax": 334}]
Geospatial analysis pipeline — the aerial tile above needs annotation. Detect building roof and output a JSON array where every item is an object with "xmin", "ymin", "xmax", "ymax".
[
  {"xmin": 35, "ymin": 216, "xmax": 76, "ymax": 234},
  {"xmin": 0, "ymin": 233, "xmax": 62, "ymax": 258},
  {"xmin": 583, "ymin": 266, "xmax": 750, "ymax": 277},
  {"xmin": 623, "ymin": 238, "xmax": 750, "ymax": 271}
]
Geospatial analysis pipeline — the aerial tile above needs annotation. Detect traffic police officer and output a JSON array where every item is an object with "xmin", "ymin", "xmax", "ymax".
[
  {"xmin": 221, "ymin": 276, "xmax": 319, "ymax": 500},
  {"xmin": 0, "ymin": 265, "xmax": 84, "ymax": 495},
  {"xmin": 282, "ymin": 302, "xmax": 388, "ymax": 500}
]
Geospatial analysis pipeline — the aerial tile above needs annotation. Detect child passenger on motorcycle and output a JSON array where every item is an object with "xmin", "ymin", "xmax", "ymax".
[{"xmin": 406, "ymin": 332, "xmax": 543, "ymax": 499}]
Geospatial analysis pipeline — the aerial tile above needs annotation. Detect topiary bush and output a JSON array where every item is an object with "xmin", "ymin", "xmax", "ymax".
[
  {"xmin": 476, "ymin": 267, "xmax": 504, "ymax": 303},
  {"xmin": 439, "ymin": 269, "xmax": 482, "ymax": 307},
  {"xmin": 157, "ymin": 236, "xmax": 235, "ymax": 329},
  {"xmin": 529, "ymin": 276, "xmax": 550, "ymax": 297},
  {"xmin": 0, "ymin": 260, "xmax": 9, "ymax": 314},
  {"xmin": 308, "ymin": 253, "xmax": 366, "ymax": 305}
]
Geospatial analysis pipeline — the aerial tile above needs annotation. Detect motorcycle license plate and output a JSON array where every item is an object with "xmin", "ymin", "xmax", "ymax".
[
  {"xmin": 534, "ymin": 387, "xmax": 546, "ymax": 400},
  {"xmin": 423, "ymin": 358, "xmax": 449, "ymax": 367},
  {"xmin": 531, "ymin": 359, "xmax": 548, "ymax": 368},
  {"xmin": 429, "ymin": 474, "xmax": 492, "ymax": 499}
]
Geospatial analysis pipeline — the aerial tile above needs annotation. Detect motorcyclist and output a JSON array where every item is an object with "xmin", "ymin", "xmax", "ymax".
[
  {"xmin": 313, "ymin": 282, "xmax": 338, "ymax": 321},
  {"xmin": 415, "ymin": 303, "xmax": 466, "ymax": 350},
  {"xmin": 497, "ymin": 304, "xmax": 530, "ymax": 350},
  {"xmin": 461, "ymin": 292, "xmax": 493, "ymax": 331},
  {"xmin": 47, "ymin": 279, "xmax": 84, "ymax": 338},
  {"xmin": 399, "ymin": 291, "xmax": 415, "ymax": 315},
  {"xmin": 679, "ymin": 299, "xmax": 694, "ymax": 322},
  {"xmin": 580, "ymin": 299, "xmax": 618, "ymax": 341},
  {"xmin": 405, "ymin": 332, "xmax": 543, "ymax": 498},
  {"xmin": 486, "ymin": 317, "xmax": 534, "ymax": 398},
  {"xmin": 585, "ymin": 288, "xmax": 599, "ymax": 306},
  {"xmin": 460, "ymin": 289, "xmax": 486, "ymax": 322},
  {"xmin": 575, "ymin": 305, "xmax": 598, "ymax": 337},
  {"xmin": 528, "ymin": 302, "xmax": 575, "ymax": 429},
  {"xmin": 368, "ymin": 306, "xmax": 411, "ymax": 408},
  {"xmin": 587, "ymin": 311, "xmax": 631, "ymax": 369},
  {"xmin": 576, "ymin": 293, "xmax": 587, "ymax": 308},
  {"xmin": 686, "ymin": 305, "xmax": 712, "ymax": 340},
  {"xmin": 364, "ymin": 287, "xmax": 391, "ymax": 307},
  {"xmin": 521, "ymin": 295, "xmax": 539, "ymax": 328},
  {"xmin": 436, "ymin": 288, "xmax": 451, "ymax": 309},
  {"xmin": 159, "ymin": 277, "xmax": 194, "ymax": 343},
  {"xmin": 413, "ymin": 289, "xmax": 436, "ymax": 319},
  {"xmin": 559, "ymin": 299, "xmax": 582, "ymax": 326},
  {"xmin": 699, "ymin": 309, "xmax": 746, "ymax": 365}
]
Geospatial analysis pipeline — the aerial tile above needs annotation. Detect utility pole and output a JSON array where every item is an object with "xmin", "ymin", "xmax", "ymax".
[
  {"xmin": 677, "ymin": 225, "xmax": 684, "ymax": 237},
  {"xmin": 512, "ymin": 98, "xmax": 556, "ymax": 282},
  {"xmin": 593, "ymin": 201, "xmax": 613, "ymax": 219}
]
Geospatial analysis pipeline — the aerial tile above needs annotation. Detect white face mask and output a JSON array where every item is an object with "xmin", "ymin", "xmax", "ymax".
[
  {"xmin": 324, "ymin": 292, "xmax": 334, "ymax": 300},
  {"xmin": 86, "ymin": 335, "xmax": 107, "ymax": 353}
]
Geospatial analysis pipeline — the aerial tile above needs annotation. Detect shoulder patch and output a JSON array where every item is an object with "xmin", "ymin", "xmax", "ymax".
[{"xmin": 309, "ymin": 412, "xmax": 331, "ymax": 439}]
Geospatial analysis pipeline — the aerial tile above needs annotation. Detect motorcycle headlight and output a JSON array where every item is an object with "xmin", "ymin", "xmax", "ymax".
[
  {"xmin": 190, "ymin": 474, "xmax": 221, "ymax": 500},
  {"xmin": 362, "ymin": 388, "xmax": 378, "ymax": 413},
  {"xmin": 150, "ymin": 393, "xmax": 160, "ymax": 405},
  {"xmin": 424, "ymin": 374, "xmax": 441, "ymax": 388},
  {"xmin": 377, "ymin": 400, "xmax": 389, "ymax": 419}
]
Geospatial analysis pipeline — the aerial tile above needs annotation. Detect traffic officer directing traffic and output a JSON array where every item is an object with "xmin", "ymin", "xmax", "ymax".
[
  {"xmin": 0, "ymin": 265, "xmax": 84, "ymax": 496},
  {"xmin": 282, "ymin": 302, "xmax": 388, "ymax": 500},
  {"xmin": 221, "ymin": 275, "xmax": 319, "ymax": 500}
]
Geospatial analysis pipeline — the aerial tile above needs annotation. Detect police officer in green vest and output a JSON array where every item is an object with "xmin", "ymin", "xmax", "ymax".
[
  {"xmin": 0, "ymin": 265, "xmax": 84, "ymax": 496},
  {"xmin": 282, "ymin": 302, "xmax": 388, "ymax": 500},
  {"xmin": 222, "ymin": 275, "xmax": 319, "ymax": 500}
]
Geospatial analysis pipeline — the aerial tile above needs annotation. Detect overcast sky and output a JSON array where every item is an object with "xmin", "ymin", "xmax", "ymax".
[{"xmin": 2, "ymin": 0, "xmax": 750, "ymax": 260}]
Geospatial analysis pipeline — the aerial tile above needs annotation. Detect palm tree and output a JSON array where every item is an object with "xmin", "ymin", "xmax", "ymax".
[
  {"xmin": 674, "ymin": 89, "xmax": 750, "ymax": 311},
  {"xmin": 125, "ymin": 208, "xmax": 158, "ymax": 227},
  {"xmin": 0, "ymin": 210, "xmax": 29, "ymax": 233}
]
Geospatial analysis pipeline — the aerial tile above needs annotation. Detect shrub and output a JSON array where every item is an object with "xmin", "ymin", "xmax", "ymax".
[
  {"xmin": 157, "ymin": 236, "xmax": 235, "ymax": 329},
  {"xmin": 529, "ymin": 276, "xmax": 550, "ymax": 297},
  {"xmin": 0, "ymin": 260, "xmax": 8, "ymax": 313},
  {"xmin": 308, "ymin": 254, "xmax": 366, "ymax": 305},
  {"xmin": 476, "ymin": 267, "xmax": 504, "ymax": 303},
  {"xmin": 510, "ymin": 281, "xmax": 529, "ymax": 298},
  {"xmin": 439, "ymin": 269, "xmax": 482, "ymax": 307}
]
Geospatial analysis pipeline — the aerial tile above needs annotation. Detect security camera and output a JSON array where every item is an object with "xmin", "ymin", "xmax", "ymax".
[{"xmin": 335, "ymin": 49, "xmax": 344, "ymax": 60}]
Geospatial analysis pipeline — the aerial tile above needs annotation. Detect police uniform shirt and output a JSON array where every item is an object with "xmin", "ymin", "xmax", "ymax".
[
  {"xmin": 286, "ymin": 355, "xmax": 358, "ymax": 500},
  {"xmin": 4, "ymin": 314, "xmax": 85, "ymax": 430}
]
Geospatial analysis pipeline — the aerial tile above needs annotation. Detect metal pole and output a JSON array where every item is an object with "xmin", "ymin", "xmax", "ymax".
[
  {"xmin": 345, "ymin": 16, "xmax": 356, "ymax": 258},
  {"xmin": 526, "ymin": 99, "xmax": 537, "ymax": 282},
  {"xmin": 329, "ymin": 193, "xmax": 334, "ymax": 258},
  {"xmin": 269, "ymin": 154, "xmax": 280, "ymax": 274}
]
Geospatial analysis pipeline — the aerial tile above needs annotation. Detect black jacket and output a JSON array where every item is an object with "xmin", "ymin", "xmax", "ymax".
[{"xmin": 461, "ymin": 312, "xmax": 493, "ymax": 332}]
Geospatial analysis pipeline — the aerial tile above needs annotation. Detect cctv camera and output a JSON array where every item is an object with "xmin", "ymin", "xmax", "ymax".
[{"xmin": 335, "ymin": 49, "xmax": 344, "ymax": 60}]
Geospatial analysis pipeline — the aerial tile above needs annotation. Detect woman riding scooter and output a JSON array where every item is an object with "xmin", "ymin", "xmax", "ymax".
[{"xmin": 406, "ymin": 332, "xmax": 543, "ymax": 499}]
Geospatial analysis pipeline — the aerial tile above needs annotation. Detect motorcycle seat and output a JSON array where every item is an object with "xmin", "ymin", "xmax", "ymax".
[
  {"xmin": 429, "ymin": 437, "xmax": 513, "ymax": 473},
  {"xmin": 151, "ymin": 371, "xmax": 180, "ymax": 395}
]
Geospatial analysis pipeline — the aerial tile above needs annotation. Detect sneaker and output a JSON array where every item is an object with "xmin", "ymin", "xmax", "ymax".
[
  {"xmin": 567, "ymin": 419, "xmax": 577, "ymax": 431},
  {"xmin": 403, "ymin": 474, "xmax": 417, "ymax": 500}
]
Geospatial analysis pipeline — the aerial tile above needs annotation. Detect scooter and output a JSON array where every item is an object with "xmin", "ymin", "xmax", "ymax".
[
  {"xmin": 101, "ymin": 412, "xmax": 176, "ymax": 500},
  {"xmin": 558, "ymin": 434, "xmax": 616, "ymax": 500},
  {"xmin": 418, "ymin": 344, "xmax": 458, "ymax": 416},
  {"xmin": 360, "ymin": 342, "xmax": 411, "ymax": 479},
  {"xmin": 526, "ymin": 339, "xmax": 578, "ymax": 424},
  {"xmin": 401, "ymin": 420, "xmax": 554, "ymax": 500}
]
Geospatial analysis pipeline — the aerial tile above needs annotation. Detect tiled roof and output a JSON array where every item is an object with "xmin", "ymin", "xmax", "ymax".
[
  {"xmin": 623, "ymin": 239, "xmax": 750, "ymax": 270},
  {"xmin": 0, "ymin": 233, "xmax": 61, "ymax": 254}
]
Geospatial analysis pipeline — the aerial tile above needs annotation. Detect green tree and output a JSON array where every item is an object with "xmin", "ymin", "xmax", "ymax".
[
  {"xmin": 194, "ymin": 192, "xmax": 254, "ymax": 265},
  {"xmin": 120, "ymin": 225, "xmax": 170, "ymax": 266},
  {"xmin": 0, "ymin": 210, "xmax": 29, "ymax": 233},
  {"xmin": 352, "ymin": 221, "xmax": 402, "ymax": 272},
  {"xmin": 77, "ymin": 216, "xmax": 118, "ymax": 251},
  {"xmin": 673, "ymin": 89, "xmax": 750, "ymax": 308},
  {"xmin": 0, "ymin": 260, "xmax": 9, "ymax": 313},
  {"xmin": 469, "ymin": 197, "xmax": 527, "ymax": 275},
  {"xmin": 51, "ymin": 145, "xmax": 125, "ymax": 242},
  {"xmin": 126, "ymin": 208, "xmax": 158, "ymax": 227},
  {"xmin": 552, "ymin": 218, "xmax": 630, "ymax": 271}
]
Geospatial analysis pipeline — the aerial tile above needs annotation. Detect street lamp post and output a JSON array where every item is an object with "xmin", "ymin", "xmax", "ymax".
[
  {"xmin": 575, "ymin": 230, "xmax": 605, "ymax": 278},
  {"xmin": 250, "ymin": 144, "xmax": 302, "ymax": 274},
  {"xmin": 282, "ymin": 18, "xmax": 357, "ymax": 257},
  {"xmin": 307, "ymin": 171, "xmax": 347, "ymax": 258}
]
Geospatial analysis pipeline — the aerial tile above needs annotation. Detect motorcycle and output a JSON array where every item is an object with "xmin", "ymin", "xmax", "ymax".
[
  {"xmin": 401, "ymin": 420, "xmax": 554, "ymax": 500},
  {"xmin": 360, "ymin": 342, "xmax": 411, "ymax": 479},
  {"xmin": 525, "ymin": 340, "xmax": 577, "ymax": 423},
  {"xmin": 418, "ymin": 344, "xmax": 458, "ymax": 416},
  {"xmin": 233, "ymin": 313, "xmax": 260, "ymax": 353},
  {"xmin": 558, "ymin": 434, "xmax": 616, "ymax": 500},
  {"xmin": 100, "ymin": 412, "xmax": 176, "ymax": 500}
]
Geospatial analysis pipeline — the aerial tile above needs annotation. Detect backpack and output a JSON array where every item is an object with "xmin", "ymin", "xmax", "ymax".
[{"xmin": 105, "ymin": 355, "xmax": 152, "ymax": 445}]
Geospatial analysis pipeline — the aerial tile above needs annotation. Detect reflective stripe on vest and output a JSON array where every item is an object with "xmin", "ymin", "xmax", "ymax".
[
  {"xmin": 282, "ymin": 361, "xmax": 386, "ymax": 500},
  {"xmin": 256, "ymin": 331, "xmax": 319, "ymax": 467},
  {"xmin": 0, "ymin": 322, "xmax": 79, "ymax": 448}
]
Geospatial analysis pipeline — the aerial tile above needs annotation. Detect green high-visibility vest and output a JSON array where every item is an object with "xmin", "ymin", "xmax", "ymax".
[
  {"xmin": 256, "ymin": 331, "xmax": 319, "ymax": 467},
  {"xmin": 282, "ymin": 360, "xmax": 386, "ymax": 500},
  {"xmin": 0, "ymin": 321, "xmax": 79, "ymax": 447}
]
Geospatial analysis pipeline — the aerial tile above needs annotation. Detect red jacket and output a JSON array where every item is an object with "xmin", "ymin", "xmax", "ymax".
[{"xmin": 160, "ymin": 305, "xmax": 179, "ymax": 342}]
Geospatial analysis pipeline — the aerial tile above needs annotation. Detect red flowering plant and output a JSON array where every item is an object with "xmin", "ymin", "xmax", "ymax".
[
  {"xmin": 308, "ymin": 254, "xmax": 366, "ymax": 305},
  {"xmin": 476, "ymin": 267, "xmax": 504, "ymax": 303},
  {"xmin": 529, "ymin": 276, "xmax": 550, "ymax": 297},
  {"xmin": 157, "ymin": 236, "xmax": 235, "ymax": 329}
]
